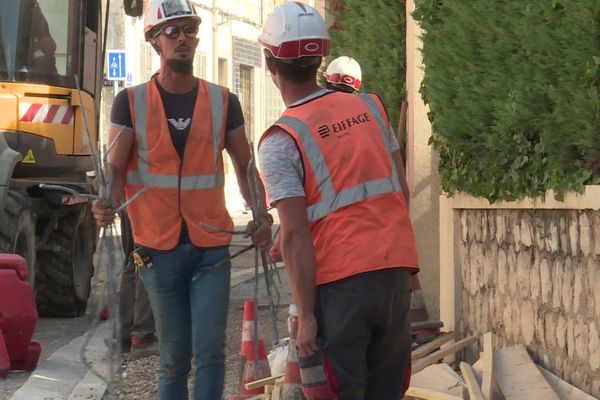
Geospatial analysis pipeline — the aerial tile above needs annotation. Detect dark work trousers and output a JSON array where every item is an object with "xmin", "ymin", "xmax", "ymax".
[
  {"xmin": 315, "ymin": 268, "xmax": 412, "ymax": 400},
  {"xmin": 119, "ymin": 211, "xmax": 155, "ymax": 346}
]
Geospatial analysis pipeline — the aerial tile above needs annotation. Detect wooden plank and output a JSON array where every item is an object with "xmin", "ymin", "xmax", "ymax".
[
  {"xmin": 537, "ymin": 365, "xmax": 597, "ymax": 400},
  {"xmin": 412, "ymin": 336, "xmax": 478, "ymax": 374},
  {"xmin": 410, "ymin": 364, "xmax": 465, "ymax": 398},
  {"xmin": 482, "ymin": 332, "xmax": 495, "ymax": 400},
  {"xmin": 494, "ymin": 346, "xmax": 559, "ymax": 400},
  {"xmin": 472, "ymin": 358, "xmax": 506, "ymax": 400},
  {"xmin": 245, "ymin": 373, "xmax": 285, "ymax": 390},
  {"xmin": 405, "ymin": 386, "xmax": 464, "ymax": 400},
  {"xmin": 460, "ymin": 362, "xmax": 486, "ymax": 400},
  {"xmin": 412, "ymin": 332, "xmax": 457, "ymax": 360}
]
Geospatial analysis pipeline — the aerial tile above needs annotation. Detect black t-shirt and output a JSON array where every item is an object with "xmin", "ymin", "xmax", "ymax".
[{"xmin": 111, "ymin": 78, "xmax": 245, "ymax": 158}]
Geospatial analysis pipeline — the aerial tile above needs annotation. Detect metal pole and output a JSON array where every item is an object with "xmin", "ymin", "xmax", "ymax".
[{"xmin": 212, "ymin": 0, "xmax": 218, "ymax": 83}]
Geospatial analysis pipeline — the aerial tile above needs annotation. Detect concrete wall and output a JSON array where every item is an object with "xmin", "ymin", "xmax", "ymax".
[
  {"xmin": 405, "ymin": 0, "xmax": 441, "ymax": 318},
  {"xmin": 440, "ymin": 187, "xmax": 600, "ymax": 397}
]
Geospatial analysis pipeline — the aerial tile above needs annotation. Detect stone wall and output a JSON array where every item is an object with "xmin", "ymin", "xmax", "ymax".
[{"xmin": 458, "ymin": 209, "xmax": 600, "ymax": 397}]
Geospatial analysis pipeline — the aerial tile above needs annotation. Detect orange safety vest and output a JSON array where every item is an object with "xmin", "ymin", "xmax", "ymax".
[
  {"xmin": 259, "ymin": 91, "xmax": 419, "ymax": 285},
  {"xmin": 125, "ymin": 79, "xmax": 232, "ymax": 250}
]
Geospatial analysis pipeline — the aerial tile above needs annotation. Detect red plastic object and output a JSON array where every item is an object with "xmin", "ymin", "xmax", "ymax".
[
  {"xmin": 0, "ymin": 254, "xmax": 41, "ymax": 373},
  {"xmin": 0, "ymin": 330, "xmax": 9, "ymax": 378}
]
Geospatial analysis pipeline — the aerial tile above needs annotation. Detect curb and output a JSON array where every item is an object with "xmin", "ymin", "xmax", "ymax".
[{"xmin": 9, "ymin": 323, "xmax": 111, "ymax": 400}]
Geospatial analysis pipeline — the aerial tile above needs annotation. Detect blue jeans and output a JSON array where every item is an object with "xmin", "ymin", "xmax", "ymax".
[{"xmin": 139, "ymin": 243, "xmax": 231, "ymax": 400}]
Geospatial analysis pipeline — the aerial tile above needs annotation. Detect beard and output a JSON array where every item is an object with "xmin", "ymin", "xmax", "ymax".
[{"xmin": 166, "ymin": 58, "xmax": 193, "ymax": 74}]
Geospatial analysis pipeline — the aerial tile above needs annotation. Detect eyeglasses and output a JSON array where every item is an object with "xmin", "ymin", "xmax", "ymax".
[{"xmin": 155, "ymin": 24, "xmax": 199, "ymax": 39}]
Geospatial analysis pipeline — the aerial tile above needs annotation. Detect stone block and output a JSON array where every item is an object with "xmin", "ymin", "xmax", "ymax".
[
  {"xmin": 520, "ymin": 215, "xmax": 533, "ymax": 247},
  {"xmin": 573, "ymin": 266, "xmax": 585, "ymax": 314},
  {"xmin": 503, "ymin": 299, "xmax": 512, "ymax": 340},
  {"xmin": 487, "ymin": 210, "xmax": 496, "ymax": 243},
  {"xmin": 461, "ymin": 211, "xmax": 468, "ymax": 243},
  {"xmin": 520, "ymin": 301, "xmax": 535, "ymax": 346},
  {"xmin": 540, "ymin": 258, "xmax": 552, "ymax": 305},
  {"xmin": 507, "ymin": 246, "xmax": 518, "ymax": 296},
  {"xmin": 593, "ymin": 260, "xmax": 600, "ymax": 321},
  {"xmin": 552, "ymin": 259, "xmax": 563, "ymax": 310},
  {"xmin": 511, "ymin": 300, "xmax": 521, "ymax": 341},
  {"xmin": 559, "ymin": 216, "xmax": 569, "ymax": 254},
  {"xmin": 567, "ymin": 317, "xmax": 575, "ymax": 359},
  {"xmin": 530, "ymin": 252, "xmax": 541, "ymax": 301},
  {"xmin": 546, "ymin": 219, "xmax": 559, "ymax": 254},
  {"xmin": 497, "ymin": 248, "xmax": 508, "ymax": 295},
  {"xmin": 575, "ymin": 316, "xmax": 588, "ymax": 360},
  {"xmin": 561, "ymin": 257, "xmax": 574, "ymax": 314},
  {"xmin": 517, "ymin": 250, "xmax": 532, "ymax": 297},
  {"xmin": 591, "ymin": 323, "xmax": 600, "ymax": 371},
  {"xmin": 532, "ymin": 212, "xmax": 546, "ymax": 251},
  {"xmin": 569, "ymin": 211, "xmax": 580, "ymax": 257},
  {"xmin": 579, "ymin": 212, "xmax": 592, "ymax": 257},
  {"xmin": 594, "ymin": 213, "xmax": 600, "ymax": 257},
  {"xmin": 495, "ymin": 210, "xmax": 504, "ymax": 244},
  {"xmin": 556, "ymin": 314, "xmax": 567, "ymax": 351},
  {"xmin": 481, "ymin": 211, "xmax": 488, "ymax": 242},
  {"xmin": 545, "ymin": 312, "xmax": 557, "ymax": 348}
]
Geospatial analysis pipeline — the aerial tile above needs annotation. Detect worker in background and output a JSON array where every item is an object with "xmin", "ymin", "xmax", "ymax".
[
  {"xmin": 118, "ymin": 210, "xmax": 157, "ymax": 358},
  {"xmin": 323, "ymin": 56, "xmax": 362, "ymax": 94},
  {"xmin": 19, "ymin": 0, "xmax": 58, "ymax": 75},
  {"xmin": 257, "ymin": 3, "xmax": 419, "ymax": 399},
  {"xmin": 91, "ymin": 0, "xmax": 272, "ymax": 399}
]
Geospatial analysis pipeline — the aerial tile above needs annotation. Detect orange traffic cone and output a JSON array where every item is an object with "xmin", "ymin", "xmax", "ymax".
[
  {"xmin": 228, "ymin": 300, "xmax": 272, "ymax": 400},
  {"xmin": 410, "ymin": 274, "xmax": 440, "ymax": 339},
  {"xmin": 283, "ymin": 316, "xmax": 304, "ymax": 399}
]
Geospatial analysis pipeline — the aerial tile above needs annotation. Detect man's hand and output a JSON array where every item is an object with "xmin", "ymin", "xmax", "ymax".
[
  {"xmin": 92, "ymin": 199, "xmax": 116, "ymax": 227},
  {"xmin": 247, "ymin": 216, "xmax": 272, "ymax": 249},
  {"xmin": 296, "ymin": 313, "xmax": 319, "ymax": 357}
]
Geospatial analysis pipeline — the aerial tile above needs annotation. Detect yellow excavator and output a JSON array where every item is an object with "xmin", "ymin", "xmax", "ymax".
[{"xmin": 0, "ymin": 0, "xmax": 143, "ymax": 317}]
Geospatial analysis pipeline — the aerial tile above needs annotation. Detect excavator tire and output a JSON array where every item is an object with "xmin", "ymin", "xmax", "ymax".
[
  {"xmin": 35, "ymin": 204, "xmax": 96, "ymax": 317},
  {"xmin": 0, "ymin": 190, "xmax": 36, "ymax": 282}
]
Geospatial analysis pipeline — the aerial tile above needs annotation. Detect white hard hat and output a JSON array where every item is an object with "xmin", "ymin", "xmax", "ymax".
[
  {"xmin": 258, "ymin": 2, "xmax": 330, "ymax": 59},
  {"xmin": 324, "ymin": 56, "xmax": 362, "ymax": 91},
  {"xmin": 144, "ymin": 0, "xmax": 202, "ymax": 40}
]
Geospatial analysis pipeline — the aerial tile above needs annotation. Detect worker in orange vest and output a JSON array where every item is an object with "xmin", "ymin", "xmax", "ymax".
[
  {"xmin": 91, "ymin": 0, "xmax": 272, "ymax": 399},
  {"xmin": 257, "ymin": 3, "xmax": 419, "ymax": 399}
]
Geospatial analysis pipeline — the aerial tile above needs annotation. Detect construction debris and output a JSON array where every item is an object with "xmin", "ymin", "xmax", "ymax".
[{"xmin": 405, "ymin": 332, "xmax": 595, "ymax": 400}]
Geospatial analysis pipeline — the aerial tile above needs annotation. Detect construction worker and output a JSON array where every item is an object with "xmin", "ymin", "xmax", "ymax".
[
  {"xmin": 91, "ymin": 0, "xmax": 272, "ymax": 399},
  {"xmin": 257, "ymin": 3, "xmax": 419, "ymax": 399},
  {"xmin": 323, "ymin": 56, "xmax": 362, "ymax": 93},
  {"xmin": 19, "ymin": 0, "xmax": 58, "ymax": 76}
]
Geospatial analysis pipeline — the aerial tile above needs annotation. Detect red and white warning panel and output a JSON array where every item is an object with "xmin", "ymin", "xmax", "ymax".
[{"xmin": 19, "ymin": 103, "xmax": 75, "ymax": 125}]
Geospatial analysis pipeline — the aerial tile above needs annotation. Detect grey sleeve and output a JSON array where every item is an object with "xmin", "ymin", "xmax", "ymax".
[{"xmin": 258, "ymin": 129, "xmax": 305, "ymax": 206}]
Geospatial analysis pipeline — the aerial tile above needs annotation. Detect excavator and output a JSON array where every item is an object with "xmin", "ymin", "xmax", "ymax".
[{"xmin": 0, "ymin": 0, "xmax": 143, "ymax": 317}]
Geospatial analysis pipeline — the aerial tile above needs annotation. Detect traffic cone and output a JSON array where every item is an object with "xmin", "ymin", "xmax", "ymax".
[
  {"xmin": 410, "ymin": 274, "xmax": 440, "ymax": 340},
  {"xmin": 228, "ymin": 300, "xmax": 271, "ymax": 400},
  {"xmin": 283, "ymin": 316, "xmax": 304, "ymax": 400}
]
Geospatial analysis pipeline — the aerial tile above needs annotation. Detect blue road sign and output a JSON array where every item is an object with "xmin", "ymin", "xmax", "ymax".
[{"xmin": 107, "ymin": 50, "xmax": 126, "ymax": 80}]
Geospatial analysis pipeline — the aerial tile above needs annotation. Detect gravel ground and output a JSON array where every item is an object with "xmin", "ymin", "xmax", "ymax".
[{"xmin": 101, "ymin": 245, "xmax": 292, "ymax": 400}]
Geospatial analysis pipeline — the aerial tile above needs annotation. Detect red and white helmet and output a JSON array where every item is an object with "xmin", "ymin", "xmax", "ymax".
[
  {"xmin": 144, "ymin": 0, "xmax": 202, "ymax": 40},
  {"xmin": 258, "ymin": 2, "xmax": 330, "ymax": 60},
  {"xmin": 324, "ymin": 56, "xmax": 362, "ymax": 91}
]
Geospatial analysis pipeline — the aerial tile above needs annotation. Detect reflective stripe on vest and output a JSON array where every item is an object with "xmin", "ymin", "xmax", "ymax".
[
  {"xmin": 276, "ymin": 95, "xmax": 401, "ymax": 222},
  {"xmin": 129, "ymin": 81, "xmax": 226, "ymax": 189}
]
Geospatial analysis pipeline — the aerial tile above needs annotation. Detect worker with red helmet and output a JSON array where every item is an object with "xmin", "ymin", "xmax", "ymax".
[
  {"xmin": 323, "ymin": 56, "xmax": 362, "ymax": 93},
  {"xmin": 91, "ymin": 1, "xmax": 272, "ymax": 398},
  {"xmin": 258, "ymin": 2, "xmax": 419, "ymax": 399}
]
